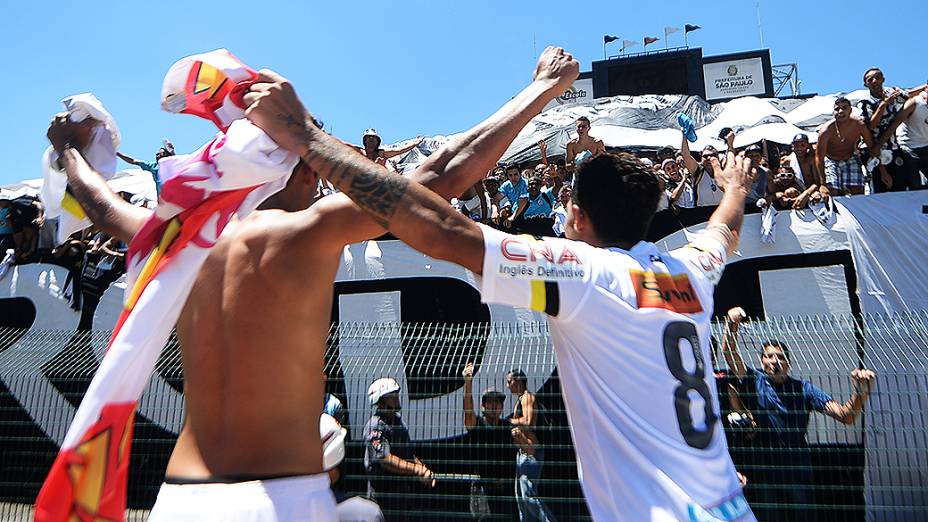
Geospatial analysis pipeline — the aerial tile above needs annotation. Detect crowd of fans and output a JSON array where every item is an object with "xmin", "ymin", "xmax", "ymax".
[{"xmin": 448, "ymin": 67, "xmax": 927, "ymax": 239}]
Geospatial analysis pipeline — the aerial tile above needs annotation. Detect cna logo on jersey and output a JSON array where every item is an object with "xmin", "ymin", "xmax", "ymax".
[
  {"xmin": 629, "ymin": 269, "xmax": 703, "ymax": 314},
  {"xmin": 556, "ymin": 85, "xmax": 588, "ymax": 105},
  {"xmin": 497, "ymin": 236, "xmax": 585, "ymax": 280},
  {"xmin": 690, "ymin": 245, "xmax": 725, "ymax": 284}
]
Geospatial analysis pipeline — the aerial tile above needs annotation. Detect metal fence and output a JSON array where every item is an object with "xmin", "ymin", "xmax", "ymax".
[{"xmin": 0, "ymin": 313, "xmax": 926, "ymax": 521}]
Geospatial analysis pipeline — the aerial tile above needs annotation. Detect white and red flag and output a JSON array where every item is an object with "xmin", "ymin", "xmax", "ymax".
[{"xmin": 34, "ymin": 49, "xmax": 298, "ymax": 522}]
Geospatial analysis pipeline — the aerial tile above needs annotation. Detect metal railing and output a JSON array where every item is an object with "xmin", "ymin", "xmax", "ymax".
[{"xmin": 0, "ymin": 313, "xmax": 926, "ymax": 521}]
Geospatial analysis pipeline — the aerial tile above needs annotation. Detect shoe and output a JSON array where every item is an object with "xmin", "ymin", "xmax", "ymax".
[{"xmin": 677, "ymin": 112, "xmax": 698, "ymax": 143}]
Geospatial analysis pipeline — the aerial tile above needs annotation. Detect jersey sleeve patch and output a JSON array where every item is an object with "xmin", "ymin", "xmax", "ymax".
[{"xmin": 529, "ymin": 280, "xmax": 561, "ymax": 316}]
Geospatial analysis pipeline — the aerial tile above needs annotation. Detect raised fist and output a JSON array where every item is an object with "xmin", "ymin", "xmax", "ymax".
[
  {"xmin": 533, "ymin": 46, "xmax": 580, "ymax": 93},
  {"xmin": 851, "ymin": 368, "xmax": 876, "ymax": 395},
  {"xmin": 47, "ymin": 113, "xmax": 95, "ymax": 154},
  {"xmin": 462, "ymin": 361, "xmax": 475, "ymax": 381},
  {"xmin": 244, "ymin": 69, "xmax": 314, "ymax": 156},
  {"xmin": 727, "ymin": 307, "xmax": 746, "ymax": 326}
]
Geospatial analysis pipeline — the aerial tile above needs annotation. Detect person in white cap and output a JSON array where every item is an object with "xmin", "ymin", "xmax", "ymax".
[
  {"xmin": 358, "ymin": 128, "xmax": 423, "ymax": 172},
  {"xmin": 363, "ymin": 377, "xmax": 434, "ymax": 519}
]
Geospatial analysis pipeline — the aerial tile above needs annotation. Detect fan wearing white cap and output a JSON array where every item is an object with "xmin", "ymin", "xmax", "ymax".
[
  {"xmin": 320, "ymin": 413, "xmax": 384, "ymax": 522},
  {"xmin": 357, "ymin": 128, "xmax": 423, "ymax": 173},
  {"xmin": 116, "ymin": 139, "xmax": 175, "ymax": 195},
  {"xmin": 363, "ymin": 377, "xmax": 435, "ymax": 518}
]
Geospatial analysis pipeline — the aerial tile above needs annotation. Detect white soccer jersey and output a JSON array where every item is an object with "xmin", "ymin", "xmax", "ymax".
[{"xmin": 478, "ymin": 224, "xmax": 754, "ymax": 522}]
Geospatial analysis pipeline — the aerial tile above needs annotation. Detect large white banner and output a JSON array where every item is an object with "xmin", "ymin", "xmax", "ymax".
[{"xmin": 703, "ymin": 57, "xmax": 767, "ymax": 101}]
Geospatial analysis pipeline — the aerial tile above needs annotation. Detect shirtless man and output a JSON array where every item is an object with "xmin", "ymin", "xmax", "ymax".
[
  {"xmin": 47, "ymin": 47, "xmax": 578, "ymax": 521},
  {"xmin": 358, "ymin": 128, "xmax": 423, "ymax": 172},
  {"xmin": 785, "ymin": 134, "xmax": 821, "ymax": 190},
  {"xmin": 565, "ymin": 116, "xmax": 605, "ymax": 172},
  {"xmin": 816, "ymin": 97, "xmax": 880, "ymax": 195}
]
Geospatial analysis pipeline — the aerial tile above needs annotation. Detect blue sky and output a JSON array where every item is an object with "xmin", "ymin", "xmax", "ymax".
[{"xmin": 3, "ymin": 0, "xmax": 925, "ymax": 185}]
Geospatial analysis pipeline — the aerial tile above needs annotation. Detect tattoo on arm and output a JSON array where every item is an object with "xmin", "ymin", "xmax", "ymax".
[{"xmin": 302, "ymin": 137, "xmax": 410, "ymax": 228}]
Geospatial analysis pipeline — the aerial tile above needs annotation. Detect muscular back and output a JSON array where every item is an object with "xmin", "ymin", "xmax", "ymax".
[{"xmin": 167, "ymin": 204, "xmax": 353, "ymax": 479}]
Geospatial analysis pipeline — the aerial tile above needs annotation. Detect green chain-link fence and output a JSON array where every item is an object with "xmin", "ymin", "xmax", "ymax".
[{"xmin": 0, "ymin": 313, "xmax": 926, "ymax": 521}]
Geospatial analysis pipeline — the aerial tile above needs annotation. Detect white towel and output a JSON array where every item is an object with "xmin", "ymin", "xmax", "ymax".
[
  {"xmin": 760, "ymin": 205, "xmax": 777, "ymax": 244},
  {"xmin": 810, "ymin": 197, "xmax": 836, "ymax": 227},
  {"xmin": 40, "ymin": 93, "xmax": 120, "ymax": 244}
]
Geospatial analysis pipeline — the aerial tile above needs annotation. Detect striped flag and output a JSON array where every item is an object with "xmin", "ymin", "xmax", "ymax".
[{"xmin": 33, "ymin": 50, "xmax": 299, "ymax": 522}]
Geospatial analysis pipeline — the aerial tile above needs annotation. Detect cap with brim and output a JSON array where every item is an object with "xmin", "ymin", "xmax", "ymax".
[
  {"xmin": 368, "ymin": 377, "xmax": 400, "ymax": 405},
  {"xmin": 745, "ymin": 144, "xmax": 763, "ymax": 153},
  {"xmin": 363, "ymin": 128, "xmax": 381, "ymax": 144},
  {"xmin": 792, "ymin": 133, "xmax": 809, "ymax": 143},
  {"xmin": 661, "ymin": 159, "xmax": 676, "ymax": 169}
]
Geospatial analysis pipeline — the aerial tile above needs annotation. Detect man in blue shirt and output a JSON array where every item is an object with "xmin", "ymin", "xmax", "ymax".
[
  {"xmin": 721, "ymin": 307, "xmax": 876, "ymax": 522},
  {"xmin": 516, "ymin": 177, "xmax": 556, "ymax": 236},
  {"xmin": 117, "ymin": 140, "xmax": 175, "ymax": 195},
  {"xmin": 499, "ymin": 165, "xmax": 528, "ymax": 229}
]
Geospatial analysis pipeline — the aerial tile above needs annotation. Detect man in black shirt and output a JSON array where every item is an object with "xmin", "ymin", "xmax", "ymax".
[
  {"xmin": 858, "ymin": 67, "xmax": 928, "ymax": 191},
  {"xmin": 462, "ymin": 362, "xmax": 516, "ymax": 518}
]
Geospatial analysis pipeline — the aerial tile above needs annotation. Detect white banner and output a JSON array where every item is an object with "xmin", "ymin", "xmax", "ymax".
[
  {"xmin": 703, "ymin": 57, "xmax": 767, "ymax": 100},
  {"xmin": 543, "ymin": 78, "xmax": 593, "ymax": 111}
]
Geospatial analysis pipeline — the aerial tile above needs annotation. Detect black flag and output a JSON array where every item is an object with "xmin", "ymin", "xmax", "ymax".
[
  {"xmin": 685, "ymin": 24, "xmax": 701, "ymax": 33},
  {"xmin": 604, "ymin": 35, "xmax": 619, "ymax": 44}
]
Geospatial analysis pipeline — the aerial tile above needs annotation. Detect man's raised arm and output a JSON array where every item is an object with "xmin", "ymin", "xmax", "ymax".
[
  {"xmin": 703, "ymin": 149, "xmax": 756, "ymax": 256},
  {"xmin": 245, "ymin": 62, "xmax": 565, "ymax": 273},
  {"xmin": 404, "ymin": 47, "xmax": 578, "ymax": 198},
  {"xmin": 46, "ymin": 116, "xmax": 150, "ymax": 243},
  {"xmin": 56, "ymin": 148, "xmax": 151, "ymax": 243},
  {"xmin": 293, "ymin": 47, "xmax": 579, "ymax": 249}
]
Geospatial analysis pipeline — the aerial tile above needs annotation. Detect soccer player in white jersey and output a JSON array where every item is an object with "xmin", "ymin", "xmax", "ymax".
[{"xmin": 244, "ymin": 48, "xmax": 757, "ymax": 521}]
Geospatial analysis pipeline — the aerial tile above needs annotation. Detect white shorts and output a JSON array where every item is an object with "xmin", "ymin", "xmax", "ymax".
[{"xmin": 148, "ymin": 473, "xmax": 336, "ymax": 522}]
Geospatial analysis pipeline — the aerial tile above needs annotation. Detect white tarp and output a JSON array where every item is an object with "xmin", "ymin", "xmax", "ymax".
[
  {"xmin": 497, "ymin": 89, "xmax": 874, "ymax": 166},
  {"xmin": 836, "ymin": 192, "xmax": 928, "ymax": 314},
  {"xmin": 2, "ymin": 169, "xmax": 156, "ymax": 205}
]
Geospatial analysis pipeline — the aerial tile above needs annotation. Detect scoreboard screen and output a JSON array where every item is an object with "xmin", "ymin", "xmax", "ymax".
[
  {"xmin": 591, "ymin": 48, "xmax": 772, "ymax": 102},
  {"xmin": 606, "ymin": 55, "xmax": 693, "ymax": 96}
]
